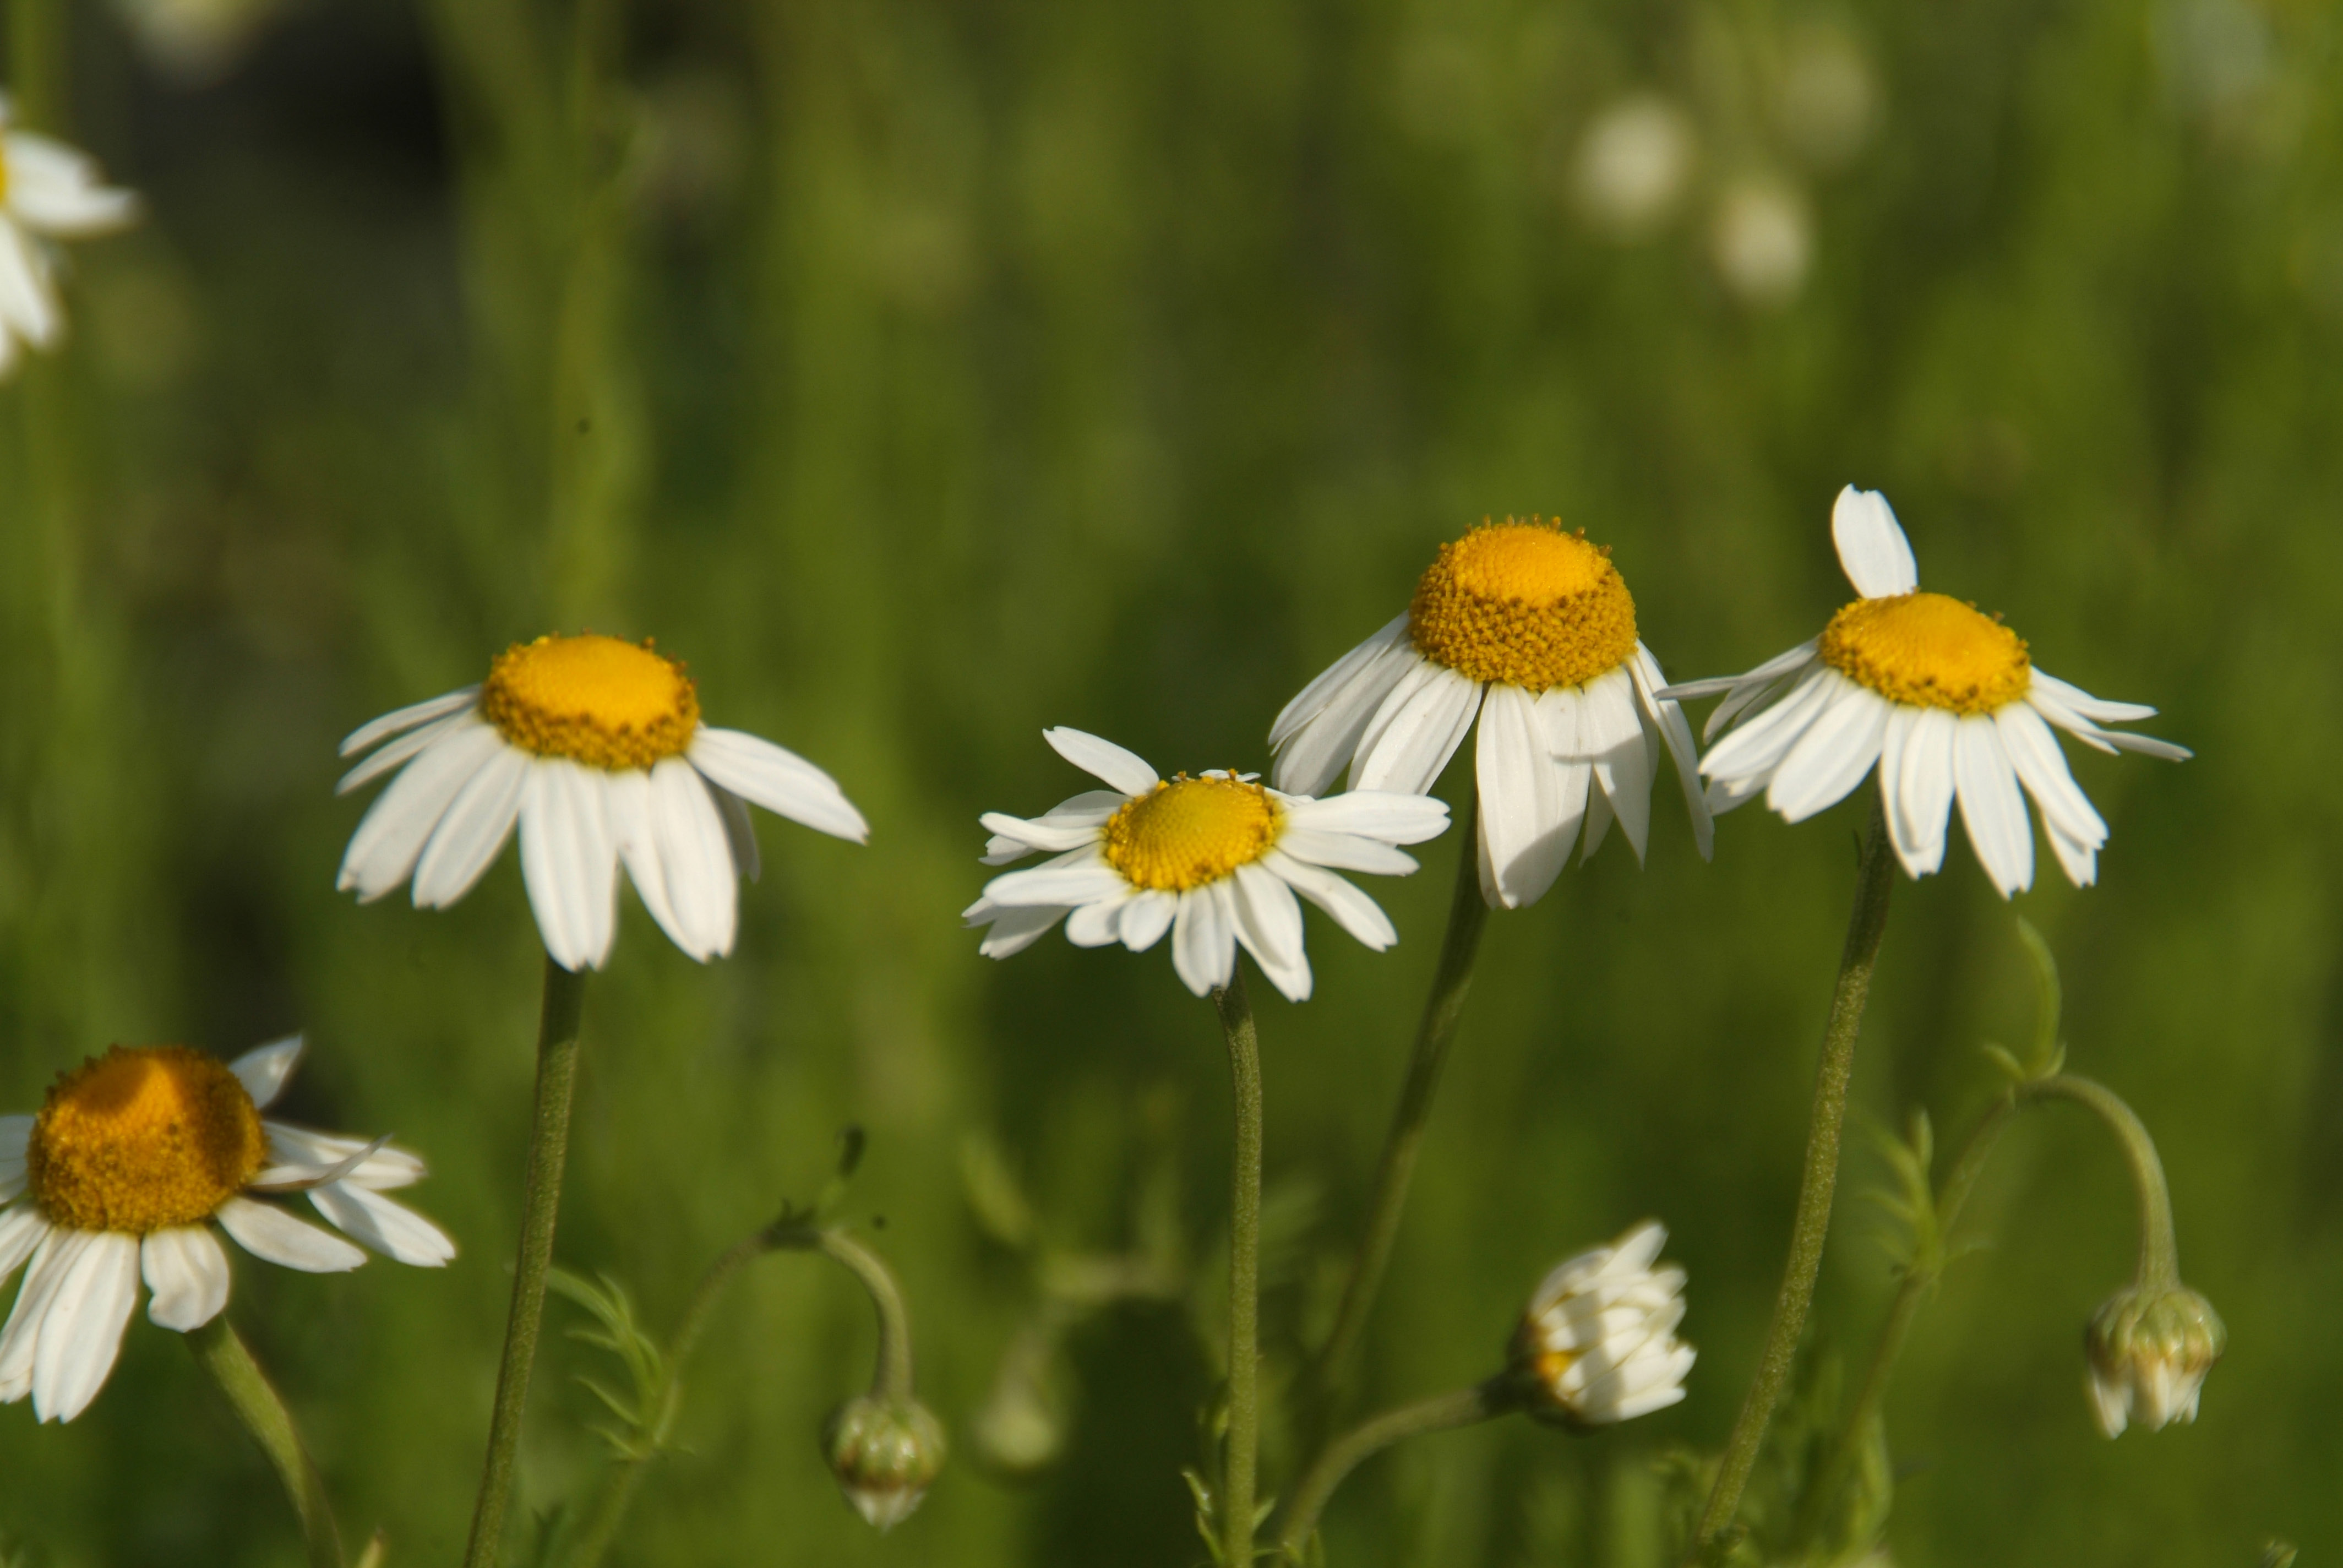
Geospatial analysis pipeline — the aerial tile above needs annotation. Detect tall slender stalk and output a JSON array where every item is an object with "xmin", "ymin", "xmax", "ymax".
[
  {"xmin": 464, "ymin": 956, "xmax": 590, "ymax": 1568},
  {"xmin": 1685, "ymin": 795, "xmax": 1895, "ymax": 1562},
  {"xmin": 1273, "ymin": 1380, "xmax": 1512, "ymax": 1558},
  {"xmin": 1314, "ymin": 792, "xmax": 1489, "ymax": 1406},
  {"xmin": 1214, "ymin": 969, "xmax": 1265, "ymax": 1566},
  {"xmin": 189, "ymin": 1317, "xmax": 344, "ymax": 1568}
]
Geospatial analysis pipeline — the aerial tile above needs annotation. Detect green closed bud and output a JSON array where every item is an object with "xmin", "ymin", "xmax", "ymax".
[
  {"xmin": 2084, "ymin": 1282, "xmax": 2225, "ymax": 1439},
  {"xmin": 822, "ymin": 1394, "xmax": 948, "ymax": 1530}
]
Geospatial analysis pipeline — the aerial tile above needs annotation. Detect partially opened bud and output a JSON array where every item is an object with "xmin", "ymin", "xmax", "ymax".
[
  {"xmin": 1509, "ymin": 1219, "xmax": 1694, "ymax": 1428},
  {"xmin": 2084, "ymin": 1282, "xmax": 2225, "ymax": 1438},
  {"xmin": 822, "ymin": 1394, "xmax": 947, "ymax": 1529}
]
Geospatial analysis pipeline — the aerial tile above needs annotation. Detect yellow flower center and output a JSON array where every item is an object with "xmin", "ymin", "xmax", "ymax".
[
  {"xmin": 1816, "ymin": 591, "xmax": 2030, "ymax": 712},
  {"xmin": 27, "ymin": 1047, "xmax": 266, "ymax": 1233},
  {"xmin": 1100, "ymin": 775, "xmax": 1283, "ymax": 891},
  {"xmin": 481, "ymin": 633, "xmax": 701, "ymax": 770},
  {"xmin": 1407, "ymin": 520, "xmax": 1639, "ymax": 692}
]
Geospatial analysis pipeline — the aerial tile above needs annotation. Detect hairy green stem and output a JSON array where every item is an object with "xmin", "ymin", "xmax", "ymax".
[
  {"xmin": 1274, "ymin": 1380, "xmax": 1512, "ymax": 1558},
  {"xmin": 807, "ymin": 1228, "xmax": 920, "ymax": 1401},
  {"xmin": 1687, "ymin": 794, "xmax": 1895, "ymax": 1562},
  {"xmin": 464, "ymin": 956, "xmax": 590, "ymax": 1568},
  {"xmin": 1314, "ymin": 792, "xmax": 1488, "ymax": 1408},
  {"xmin": 190, "ymin": 1318, "xmax": 344, "ymax": 1568},
  {"xmin": 2026, "ymin": 1075, "xmax": 2179, "ymax": 1287},
  {"xmin": 1215, "ymin": 968, "xmax": 1265, "ymax": 1566}
]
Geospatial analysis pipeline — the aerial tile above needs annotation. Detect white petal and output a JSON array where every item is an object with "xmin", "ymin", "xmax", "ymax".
[
  {"xmin": 519, "ymin": 759, "xmax": 619, "ymax": 971},
  {"xmin": 650, "ymin": 755, "xmax": 739, "ymax": 960},
  {"xmin": 978, "ymin": 810, "xmax": 1105, "ymax": 856},
  {"xmin": 264, "ymin": 1124, "xmax": 425, "ymax": 1190},
  {"xmin": 308, "ymin": 1184, "xmax": 455, "ymax": 1267},
  {"xmin": 33, "ymin": 1232, "xmax": 139, "ymax": 1422},
  {"xmin": 1579, "ymin": 772, "xmax": 1614, "ymax": 862},
  {"xmin": 335, "ymin": 721, "xmax": 506, "ymax": 901},
  {"xmin": 1064, "ymin": 891, "xmax": 1135, "ymax": 948},
  {"xmin": 1832, "ymin": 486, "xmax": 1920, "ymax": 598},
  {"xmin": 0, "ymin": 1117, "xmax": 30, "ymax": 1177},
  {"xmin": 601, "ymin": 767, "xmax": 682, "ymax": 946},
  {"xmin": 1995, "ymin": 704, "xmax": 2108, "ymax": 848},
  {"xmin": 1475, "ymin": 683, "xmax": 1581, "ymax": 909},
  {"xmin": 687, "ymin": 728, "xmax": 869, "ymax": 843},
  {"xmin": 1278, "ymin": 790, "xmax": 1450, "ymax": 845},
  {"xmin": 411, "ymin": 743, "xmax": 530, "ymax": 908},
  {"xmin": 713, "ymin": 785, "xmax": 761, "ymax": 883},
  {"xmin": 1353, "ymin": 664, "xmax": 1483, "ymax": 796},
  {"xmin": 964, "ymin": 900, "xmax": 1067, "ymax": 957},
  {"xmin": 2044, "ymin": 812, "xmax": 2099, "ymax": 888},
  {"xmin": 215, "ymin": 1196, "xmax": 366, "ymax": 1273},
  {"xmin": 982, "ymin": 853, "xmax": 1127, "ymax": 908},
  {"xmin": 1894, "ymin": 707, "xmax": 1960, "ymax": 877},
  {"xmin": 141, "ymin": 1228, "xmax": 231, "ymax": 1331},
  {"xmin": 335, "ymin": 707, "xmax": 475, "ymax": 796},
  {"xmin": 1270, "ymin": 628, "xmax": 1421, "ymax": 797},
  {"xmin": 1118, "ymin": 890, "xmax": 1178, "ymax": 951},
  {"xmin": 228, "ymin": 1036, "xmax": 305, "ymax": 1110},
  {"xmin": 1170, "ymin": 886, "xmax": 1235, "ymax": 997},
  {"xmin": 1766, "ymin": 678, "xmax": 1890, "ymax": 824},
  {"xmin": 1260, "ymin": 850, "xmax": 1398, "ymax": 950},
  {"xmin": 1630, "ymin": 646, "xmax": 1713, "ymax": 860},
  {"xmin": 1040, "ymin": 728, "xmax": 1159, "ymax": 797},
  {"xmin": 0, "ymin": 1228, "xmax": 77, "ymax": 1403},
  {"xmin": 1585, "ymin": 672, "xmax": 1655, "ymax": 861},
  {"xmin": 0, "ymin": 1204, "xmax": 48, "ymax": 1282},
  {"xmin": 1229, "ymin": 863, "xmax": 1311, "ymax": 1001},
  {"xmin": 1953, "ymin": 715, "xmax": 2033, "ymax": 896},
  {"xmin": 2025, "ymin": 684, "xmax": 2193, "ymax": 762},
  {"xmin": 2029, "ymin": 670, "xmax": 2156, "ymax": 725},
  {"xmin": 2, "ymin": 134, "xmax": 139, "ymax": 236},
  {"xmin": 338, "ymin": 687, "xmax": 482, "ymax": 759},
  {"xmin": 1269, "ymin": 615, "xmax": 1410, "ymax": 746},
  {"xmin": 0, "ymin": 219, "xmax": 59, "ymax": 347},
  {"xmin": 1698, "ymin": 666, "xmax": 1835, "ymax": 786},
  {"xmin": 1274, "ymin": 827, "xmax": 1420, "ymax": 876}
]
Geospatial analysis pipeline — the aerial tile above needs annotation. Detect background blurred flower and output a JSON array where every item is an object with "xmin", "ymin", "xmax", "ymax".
[{"xmin": 1570, "ymin": 96, "xmax": 1698, "ymax": 238}]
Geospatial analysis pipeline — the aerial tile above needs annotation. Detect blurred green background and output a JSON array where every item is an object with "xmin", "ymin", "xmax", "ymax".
[{"xmin": 1, "ymin": 0, "xmax": 2337, "ymax": 1562}]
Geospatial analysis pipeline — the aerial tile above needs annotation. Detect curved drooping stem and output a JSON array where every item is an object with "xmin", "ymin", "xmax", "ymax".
[
  {"xmin": 464, "ymin": 956, "xmax": 590, "ymax": 1568},
  {"xmin": 1686, "ymin": 794, "xmax": 1895, "ymax": 1562},
  {"xmin": 1314, "ymin": 792, "xmax": 1489, "ymax": 1409},
  {"xmin": 1274, "ymin": 1380, "xmax": 1513, "ymax": 1558},
  {"xmin": 1214, "ymin": 969, "xmax": 1266, "ymax": 1567},
  {"xmin": 190, "ymin": 1317, "xmax": 344, "ymax": 1568}
]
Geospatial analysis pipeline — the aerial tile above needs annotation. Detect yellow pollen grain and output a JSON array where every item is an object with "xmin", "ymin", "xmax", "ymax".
[
  {"xmin": 1817, "ymin": 591, "xmax": 2030, "ymax": 712},
  {"xmin": 1101, "ymin": 775, "xmax": 1283, "ymax": 892},
  {"xmin": 27, "ymin": 1046, "xmax": 265, "ymax": 1234},
  {"xmin": 481, "ymin": 633, "xmax": 701, "ymax": 770},
  {"xmin": 1408, "ymin": 519, "xmax": 1639, "ymax": 692}
]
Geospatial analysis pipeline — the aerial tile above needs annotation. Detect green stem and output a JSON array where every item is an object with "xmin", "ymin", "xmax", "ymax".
[
  {"xmin": 1215, "ymin": 968, "xmax": 1265, "ymax": 1566},
  {"xmin": 464, "ymin": 955, "xmax": 590, "ymax": 1568},
  {"xmin": 2024, "ymin": 1074, "xmax": 2178, "ymax": 1287},
  {"xmin": 189, "ymin": 1318, "xmax": 344, "ymax": 1568},
  {"xmin": 1314, "ymin": 791, "xmax": 1488, "ymax": 1408},
  {"xmin": 1686, "ymin": 794, "xmax": 1895, "ymax": 1563},
  {"xmin": 1273, "ymin": 1381, "xmax": 1512, "ymax": 1558},
  {"xmin": 808, "ymin": 1228, "xmax": 919, "ymax": 1401}
]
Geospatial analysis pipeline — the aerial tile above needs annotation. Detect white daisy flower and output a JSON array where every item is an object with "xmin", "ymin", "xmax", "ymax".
[
  {"xmin": 1268, "ymin": 519, "xmax": 1712, "ymax": 911},
  {"xmin": 0, "ymin": 95, "xmax": 139, "ymax": 380},
  {"xmin": 965, "ymin": 727, "xmax": 1450, "ymax": 1003},
  {"xmin": 336, "ymin": 633, "xmax": 869, "ymax": 972},
  {"xmin": 1660, "ymin": 487, "xmax": 2189, "ymax": 896},
  {"xmin": 0, "ymin": 1036, "xmax": 453, "ymax": 1424},
  {"xmin": 1510, "ymin": 1219, "xmax": 1694, "ymax": 1427}
]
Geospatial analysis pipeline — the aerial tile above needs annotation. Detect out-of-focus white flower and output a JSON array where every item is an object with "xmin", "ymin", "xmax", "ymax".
[
  {"xmin": 111, "ymin": 0, "xmax": 295, "ymax": 84},
  {"xmin": 1663, "ymin": 487, "xmax": 2188, "ymax": 897},
  {"xmin": 0, "ymin": 1037, "xmax": 451, "ymax": 1424},
  {"xmin": 0, "ymin": 96, "xmax": 139, "ymax": 380},
  {"xmin": 1779, "ymin": 24, "xmax": 1881, "ymax": 171},
  {"xmin": 1510, "ymin": 1219, "xmax": 1694, "ymax": 1426},
  {"xmin": 1710, "ymin": 177, "xmax": 1811, "ymax": 307},
  {"xmin": 1571, "ymin": 95, "xmax": 1698, "ymax": 237},
  {"xmin": 2085, "ymin": 1282, "xmax": 2225, "ymax": 1438},
  {"xmin": 1270, "ymin": 520, "xmax": 1709, "ymax": 910}
]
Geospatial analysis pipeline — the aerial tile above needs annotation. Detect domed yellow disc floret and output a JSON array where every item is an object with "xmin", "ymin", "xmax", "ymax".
[
  {"xmin": 481, "ymin": 633, "xmax": 702, "ymax": 770},
  {"xmin": 28, "ymin": 1046, "xmax": 266, "ymax": 1233},
  {"xmin": 1407, "ymin": 520, "xmax": 1640, "ymax": 693},
  {"xmin": 1102, "ymin": 775, "xmax": 1284, "ymax": 892},
  {"xmin": 1817, "ymin": 591, "xmax": 2030, "ymax": 713}
]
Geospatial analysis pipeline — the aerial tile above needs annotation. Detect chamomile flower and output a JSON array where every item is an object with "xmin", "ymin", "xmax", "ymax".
[
  {"xmin": 0, "ymin": 96, "xmax": 139, "ymax": 380},
  {"xmin": 1509, "ymin": 1220, "xmax": 1694, "ymax": 1427},
  {"xmin": 336, "ymin": 633, "xmax": 868, "ymax": 972},
  {"xmin": 1661, "ymin": 488, "xmax": 2189, "ymax": 896},
  {"xmin": 1269, "ymin": 520, "xmax": 1710, "ymax": 911},
  {"xmin": 965, "ymin": 728, "xmax": 1449, "ymax": 1002},
  {"xmin": 0, "ymin": 1036, "xmax": 451, "ymax": 1423}
]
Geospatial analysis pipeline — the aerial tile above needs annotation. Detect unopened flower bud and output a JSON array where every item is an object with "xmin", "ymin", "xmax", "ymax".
[
  {"xmin": 822, "ymin": 1394, "xmax": 947, "ymax": 1530},
  {"xmin": 2084, "ymin": 1282, "xmax": 2225, "ymax": 1438},
  {"xmin": 1508, "ymin": 1219, "xmax": 1694, "ymax": 1428}
]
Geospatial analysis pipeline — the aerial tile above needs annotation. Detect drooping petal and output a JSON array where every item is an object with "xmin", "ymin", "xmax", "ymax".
[
  {"xmin": 1270, "ymin": 628, "xmax": 1423, "ymax": 797},
  {"xmin": 963, "ymin": 900, "xmax": 1067, "ymax": 958},
  {"xmin": 1475, "ymin": 682, "xmax": 1581, "ymax": 908},
  {"xmin": 1894, "ymin": 707, "xmax": 1960, "ymax": 878},
  {"xmin": 336, "ymin": 722, "xmax": 506, "ymax": 902},
  {"xmin": 1260, "ymin": 851, "xmax": 1397, "ymax": 950},
  {"xmin": 688, "ymin": 728, "xmax": 869, "ymax": 843},
  {"xmin": 1953, "ymin": 714, "xmax": 2034, "ymax": 896},
  {"xmin": 1629, "ymin": 645, "xmax": 1713, "ymax": 860},
  {"xmin": 1765, "ymin": 678, "xmax": 1890, "ymax": 824},
  {"xmin": 411, "ymin": 742, "xmax": 530, "ymax": 909},
  {"xmin": 1169, "ymin": 886, "xmax": 1235, "ymax": 997},
  {"xmin": 141, "ymin": 1227, "xmax": 231, "ymax": 1331},
  {"xmin": 1229, "ymin": 862, "xmax": 1310, "ymax": 1001},
  {"xmin": 1269, "ymin": 614, "xmax": 1410, "ymax": 747},
  {"xmin": 1697, "ymin": 666, "xmax": 1836, "ymax": 790},
  {"xmin": 650, "ymin": 755, "xmax": 739, "ymax": 960},
  {"xmin": 337, "ymin": 687, "xmax": 482, "ymax": 759},
  {"xmin": 0, "ymin": 1229, "xmax": 78, "ymax": 1404},
  {"xmin": 518, "ymin": 759, "xmax": 618, "ymax": 971},
  {"xmin": 309, "ymin": 1184, "xmax": 456, "ymax": 1267},
  {"xmin": 32, "ymin": 1232, "xmax": 140, "ymax": 1422},
  {"xmin": 264, "ymin": 1124, "xmax": 425, "ymax": 1190},
  {"xmin": 1118, "ymin": 890, "xmax": 1179, "ymax": 952},
  {"xmin": 1353, "ymin": 664, "xmax": 1483, "ymax": 796},
  {"xmin": 215, "ymin": 1196, "xmax": 367, "ymax": 1273},
  {"xmin": 1584, "ymin": 670, "xmax": 1655, "ymax": 862}
]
